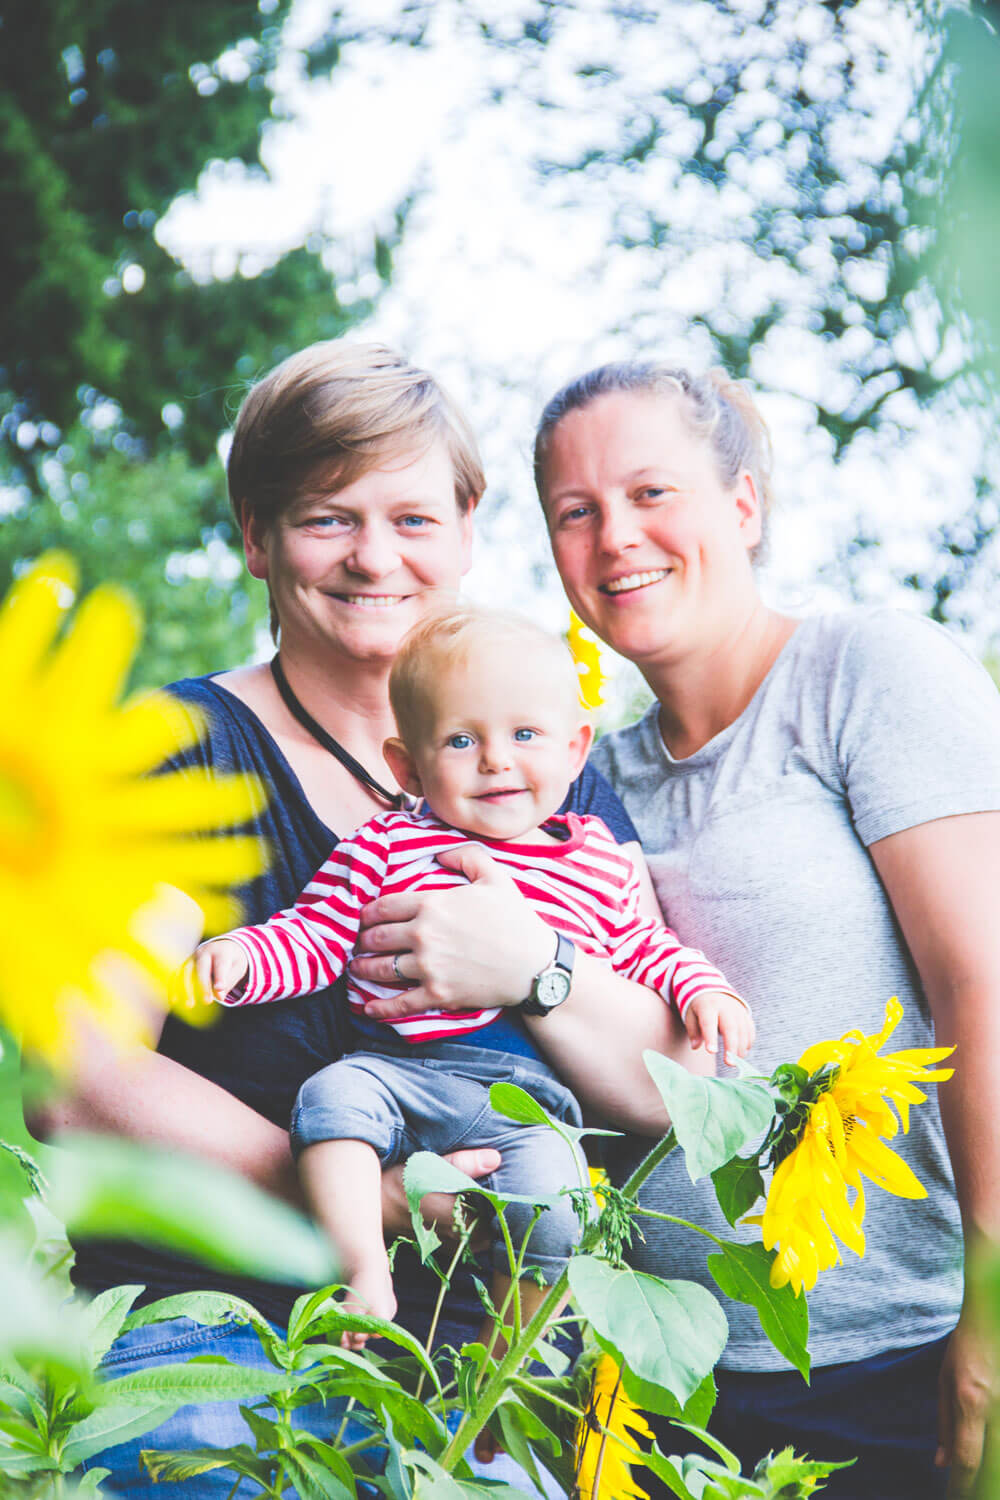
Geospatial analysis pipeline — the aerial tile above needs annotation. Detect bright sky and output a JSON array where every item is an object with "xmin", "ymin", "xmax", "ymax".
[{"xmin": 158, "ymin": 0, "xmax": 998, "ymax": 710}]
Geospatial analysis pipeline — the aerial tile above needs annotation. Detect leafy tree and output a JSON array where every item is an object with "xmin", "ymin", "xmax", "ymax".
[
  {"xmin": 334, "ymin": 0, "xmax": 998, "ymax": 641},
  {"xmin": 0, "ymin": 0, "xmax": 390, "ymax": 679}
]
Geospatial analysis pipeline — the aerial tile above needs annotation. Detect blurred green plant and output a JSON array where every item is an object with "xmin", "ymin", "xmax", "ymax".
[
  {"xmin": 934, "ymin": 4, "xmax": 1000, "ymax": 387},
  {"xmin": 0, "ymin": 1016, "xmax": 949, "ymax": 1495},
  {"xmin": 0, "ymin": 1, "xmax": 367, "ymax": 461}
]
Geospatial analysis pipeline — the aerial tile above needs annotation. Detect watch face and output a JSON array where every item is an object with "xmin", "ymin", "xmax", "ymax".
[{"xmin": 537, "ymin": 968, "xmax": 572, "ymax": 1008}]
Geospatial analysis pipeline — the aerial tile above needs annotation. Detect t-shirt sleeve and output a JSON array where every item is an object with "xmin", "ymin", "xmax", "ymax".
[
  {"xmin": 828, "ymin": 611, "xmax": 1000, "ymax": 846},
  {"xmin": 561, "ymin": 760, "xmax": 640, "ymax": 844}
]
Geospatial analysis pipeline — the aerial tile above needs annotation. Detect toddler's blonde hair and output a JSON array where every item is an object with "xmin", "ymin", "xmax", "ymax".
[{"xmin": 389, "ymin": 605, "xmax": 583, "ymax": 748}]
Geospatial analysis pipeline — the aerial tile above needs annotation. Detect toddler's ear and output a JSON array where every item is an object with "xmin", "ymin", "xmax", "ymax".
[
  {"xmin": 567, "ymin": 719, "xmax": 594, "ymax": 778},
  {"xmin": 383, "ymin": 737, "xmax": 424, "ymax": 798}
]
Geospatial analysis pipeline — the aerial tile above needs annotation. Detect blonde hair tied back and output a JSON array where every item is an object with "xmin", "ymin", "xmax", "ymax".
[{"xmin": 534, "ymin": 361, "xmax": 775, "ymax": 562}]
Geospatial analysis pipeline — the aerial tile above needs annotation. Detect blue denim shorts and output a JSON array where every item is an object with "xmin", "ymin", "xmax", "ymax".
[{"xmin": 292, "ymin": 1042, "xmax": 586, "ymax": 1279}]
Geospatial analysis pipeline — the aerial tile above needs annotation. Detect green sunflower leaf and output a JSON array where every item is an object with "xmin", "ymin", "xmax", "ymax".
[{"xmin": 705, "ymin": 1241, "xmax": 810, "ymax": 1381}]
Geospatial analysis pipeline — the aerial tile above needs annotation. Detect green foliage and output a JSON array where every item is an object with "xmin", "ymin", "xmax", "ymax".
[
  {"xmin": 0, "ymin": 1040, "xmax": 864, "ymax": 1497},
  {"xmin": 705, "ymin": 1243, "xmax": 810, "ymax": 1383},
  {"xmin": 711, "ymin": 1156, "xmax": 767, "ymax": 1230},
  {"xmin": 642, "ymin": 1052, "xmax": 776, "ymax": 1183},
  {"xmin": 0, "ymin": 0, "xmax": 385, "ymax": 682},
  {"xmin": 0, "ymin": 433, "xmax": 267, "ymax": 688},
  {"xmin": 568, "ymin": 1256, "xmax": 729, "ymax": 1409},
  {"xmin": 46, "ymin": 1132, "xmax": 338, "ymax": 1286},
  {"xmin": 932, "ymin": 5, "xmax": 1000, "ymax": 388},
  {"xmin": 0, "ymin": 0, "xmax": 357, "ymax": 455},
  {"xmin": 648, "ymin": 1427, "xmax": 853, "ymax": 1499},
  {"xmin": 0, "ymin": 1282, "xmax": 296, "ymax": 1495}
]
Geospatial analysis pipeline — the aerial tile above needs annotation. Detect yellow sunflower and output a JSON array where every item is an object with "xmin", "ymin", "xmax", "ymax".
[
  {"xmin": 756, "ymin": 998, "xmax": 954, "ymax": 1296},
  {"xmin": 568, "ymin": 611, "xmax": 605, "ymax": 710},
  {"xmin": 575, "ymin": 1353, "xmax": 653, "ymax": 1500},
  {"xmin": 0, "ymin": 554, "xmax": 267, "ymax": 1066}
]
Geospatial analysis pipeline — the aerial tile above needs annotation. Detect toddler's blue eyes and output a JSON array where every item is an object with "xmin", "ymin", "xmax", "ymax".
[
  {"xmin": 513, "ymin": 728, "xmax": 537, "ymax": 742},
  {"xmin": 447, "ymin": 733, "xmax": 474, "ymax": 750}
]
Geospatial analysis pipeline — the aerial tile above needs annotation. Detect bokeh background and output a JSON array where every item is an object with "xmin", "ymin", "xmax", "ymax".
[{"xmin": 2, "ymin": 0, "xmax": 998, "ymax": 720}]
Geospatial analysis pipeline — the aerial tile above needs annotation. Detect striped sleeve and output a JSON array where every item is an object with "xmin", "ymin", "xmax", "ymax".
[{"xmin": 219, "ymin": 818, "xmax": 392, "ymax": 1006}]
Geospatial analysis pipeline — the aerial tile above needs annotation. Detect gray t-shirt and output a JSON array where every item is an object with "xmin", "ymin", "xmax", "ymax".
[{"xmin": 591, "ymin": 608, "xmax": 1000, "ymax": 1371}]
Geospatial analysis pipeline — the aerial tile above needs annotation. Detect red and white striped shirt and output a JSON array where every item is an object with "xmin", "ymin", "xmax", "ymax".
[{"xmin": 223, "ymin": 809, "xmax": 742, "ymax": 1042}]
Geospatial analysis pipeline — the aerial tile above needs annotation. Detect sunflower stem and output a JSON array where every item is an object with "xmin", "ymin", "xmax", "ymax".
[
  {"xmin": 631, "ymin": 1206, "xmax": 726, "ymax": 1245},
  {"xmin": 508, "ymin": 1375, "xmax": 587, "ymax": 1421},
  {"xmin": 619, "ymin": 1128, "xmax": 677, "ymax": 1199},
  {"xmin": 436, "ymin": 1123, "xmax": 679, "ymax": 1470},
  {"xmin": 589, "ymin": 1363, "xmax": 624, "ymax": 1500}
]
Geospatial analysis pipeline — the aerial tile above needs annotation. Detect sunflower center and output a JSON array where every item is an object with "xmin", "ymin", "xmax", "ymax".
[{"xmin": 0, "ymin": 758, "xmax": 55, "ymax": 873}]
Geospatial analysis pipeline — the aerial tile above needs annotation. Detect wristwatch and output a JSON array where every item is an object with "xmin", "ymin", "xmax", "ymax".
[{"xmin": 520, "ymin": 932, "xmax": 576, "ymax": 1016}]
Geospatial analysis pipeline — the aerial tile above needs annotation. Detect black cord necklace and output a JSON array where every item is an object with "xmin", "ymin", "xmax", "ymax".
[{"xmin": 269, "ymin": 655, "xmax": 405, "ymax": 810}]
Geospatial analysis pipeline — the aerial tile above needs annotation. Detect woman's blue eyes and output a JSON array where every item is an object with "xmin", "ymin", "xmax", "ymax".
[
  {"xmin": 557, "ymin": 488, "xmax": 668, "ymax": 524},
  {"xmin": 559, "ymin": 505, "xmax": 592, "ymax": 525},
  {"xmin": 303, "ymin": 514, "xmax": 431, "ymax": 529}
]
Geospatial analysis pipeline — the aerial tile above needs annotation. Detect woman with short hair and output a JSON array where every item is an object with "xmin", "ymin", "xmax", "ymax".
[{"xmin": 51, "ymin": 341, "xmax": 687, "ymax": 1496}]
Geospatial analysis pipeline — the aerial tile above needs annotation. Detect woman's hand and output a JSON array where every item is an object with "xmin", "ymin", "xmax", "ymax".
[
  {"xmin": 381, "ymin": 1147, "xmax": 501, "ymax": 1248},
  {"xmin": 937, "ymin": 1305, "xmax": 995, "ymax": 1497},
  {"xmin": 352, "ymin": 844, "xmax": 555, "ymax": 1019}
]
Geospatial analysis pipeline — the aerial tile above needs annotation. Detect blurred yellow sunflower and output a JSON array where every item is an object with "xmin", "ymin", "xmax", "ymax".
[
  {"xmin": 568, "ymin": 611, "xmax": 605, "ymax": 710},
  {"xmin": 575, "ymin": 1353, "xmax": 652, "ymax": 1500},
  {"xmin": 0, "ymin": 554, "xmax": 267, "ymax": 1065},
  {"xmin": 756, "ymin": 998, "xmax": 954, "ymax": 1295}
]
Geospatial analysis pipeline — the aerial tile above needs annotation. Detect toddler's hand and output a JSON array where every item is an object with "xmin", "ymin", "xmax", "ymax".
[
  {"xmin": 192, "ymin": 938, "xmax": 249, "ymax": 1004},
  {"xmin": 683, "ymin": 990, "xmax": 754, "ymax": 1066}
]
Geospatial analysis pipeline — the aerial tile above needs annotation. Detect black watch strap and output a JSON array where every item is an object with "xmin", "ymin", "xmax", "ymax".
[{"xmin": 520, "ymin": 932, "xmax": 576, "ymax": 1016}]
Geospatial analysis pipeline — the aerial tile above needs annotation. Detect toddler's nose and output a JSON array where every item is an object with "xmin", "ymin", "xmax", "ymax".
[{"xmin": 479, "ymin": 740, "xmax": 512, "ymax": 773}]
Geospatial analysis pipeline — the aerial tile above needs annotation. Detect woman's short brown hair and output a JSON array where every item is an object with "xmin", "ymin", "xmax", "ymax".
[{"xmin": 227, "ymin": 341, "xmax": 485, "ymax": 532}]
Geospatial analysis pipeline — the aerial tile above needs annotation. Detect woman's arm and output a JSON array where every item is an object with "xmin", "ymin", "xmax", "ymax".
[
  {"xmin": 870, "ymin": 810, "xmax": 1000, "ymax": 1500},
  {"xmin": 32, "ymin": 1013, "xmax": 304, "ymax": 1202},
  {"xmin": 352, "ymin": 841, "xmax": 708, "ymax": 1135},
  {"xmin": 32, "ymin": 1007, "xmax": 500, "ymax": 1239}
]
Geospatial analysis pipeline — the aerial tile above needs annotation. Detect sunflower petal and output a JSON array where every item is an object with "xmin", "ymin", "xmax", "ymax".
[{"xmin": 0, "ymin": 554, "xmax": 77, "ymax": 694}]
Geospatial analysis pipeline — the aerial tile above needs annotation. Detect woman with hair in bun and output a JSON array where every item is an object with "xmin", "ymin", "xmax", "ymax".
[{"xmin": 526, "ymin": 361, "xmax": 1000, "ymax": 1498}]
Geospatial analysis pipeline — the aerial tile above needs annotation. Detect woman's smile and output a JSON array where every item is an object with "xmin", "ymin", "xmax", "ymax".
[
  {"xmin": 601, "ymin": 568, "xmax": 673, "ymax": 597},
  {"xmin": 327, "ymin": 591, "xmax": 410, "ymax": 609}
]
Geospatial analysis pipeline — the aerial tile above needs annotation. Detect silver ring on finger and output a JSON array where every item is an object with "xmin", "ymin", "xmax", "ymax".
[{"xmin": 392, "ymin": 953, "xmax": 406, "ymax": 984}]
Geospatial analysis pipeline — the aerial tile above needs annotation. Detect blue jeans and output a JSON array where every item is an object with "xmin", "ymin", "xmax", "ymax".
[
  {"xmin": 81, "ymin": 1314, "xmax": 568, "ymax": 1497},
  {"xmin": 644, "ymin": 1336, "xmax": 950, "ymax": 1500},
  {"xmin": 78, "ymin": 1315, "xmax": 358, "ymax": 1497}
]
